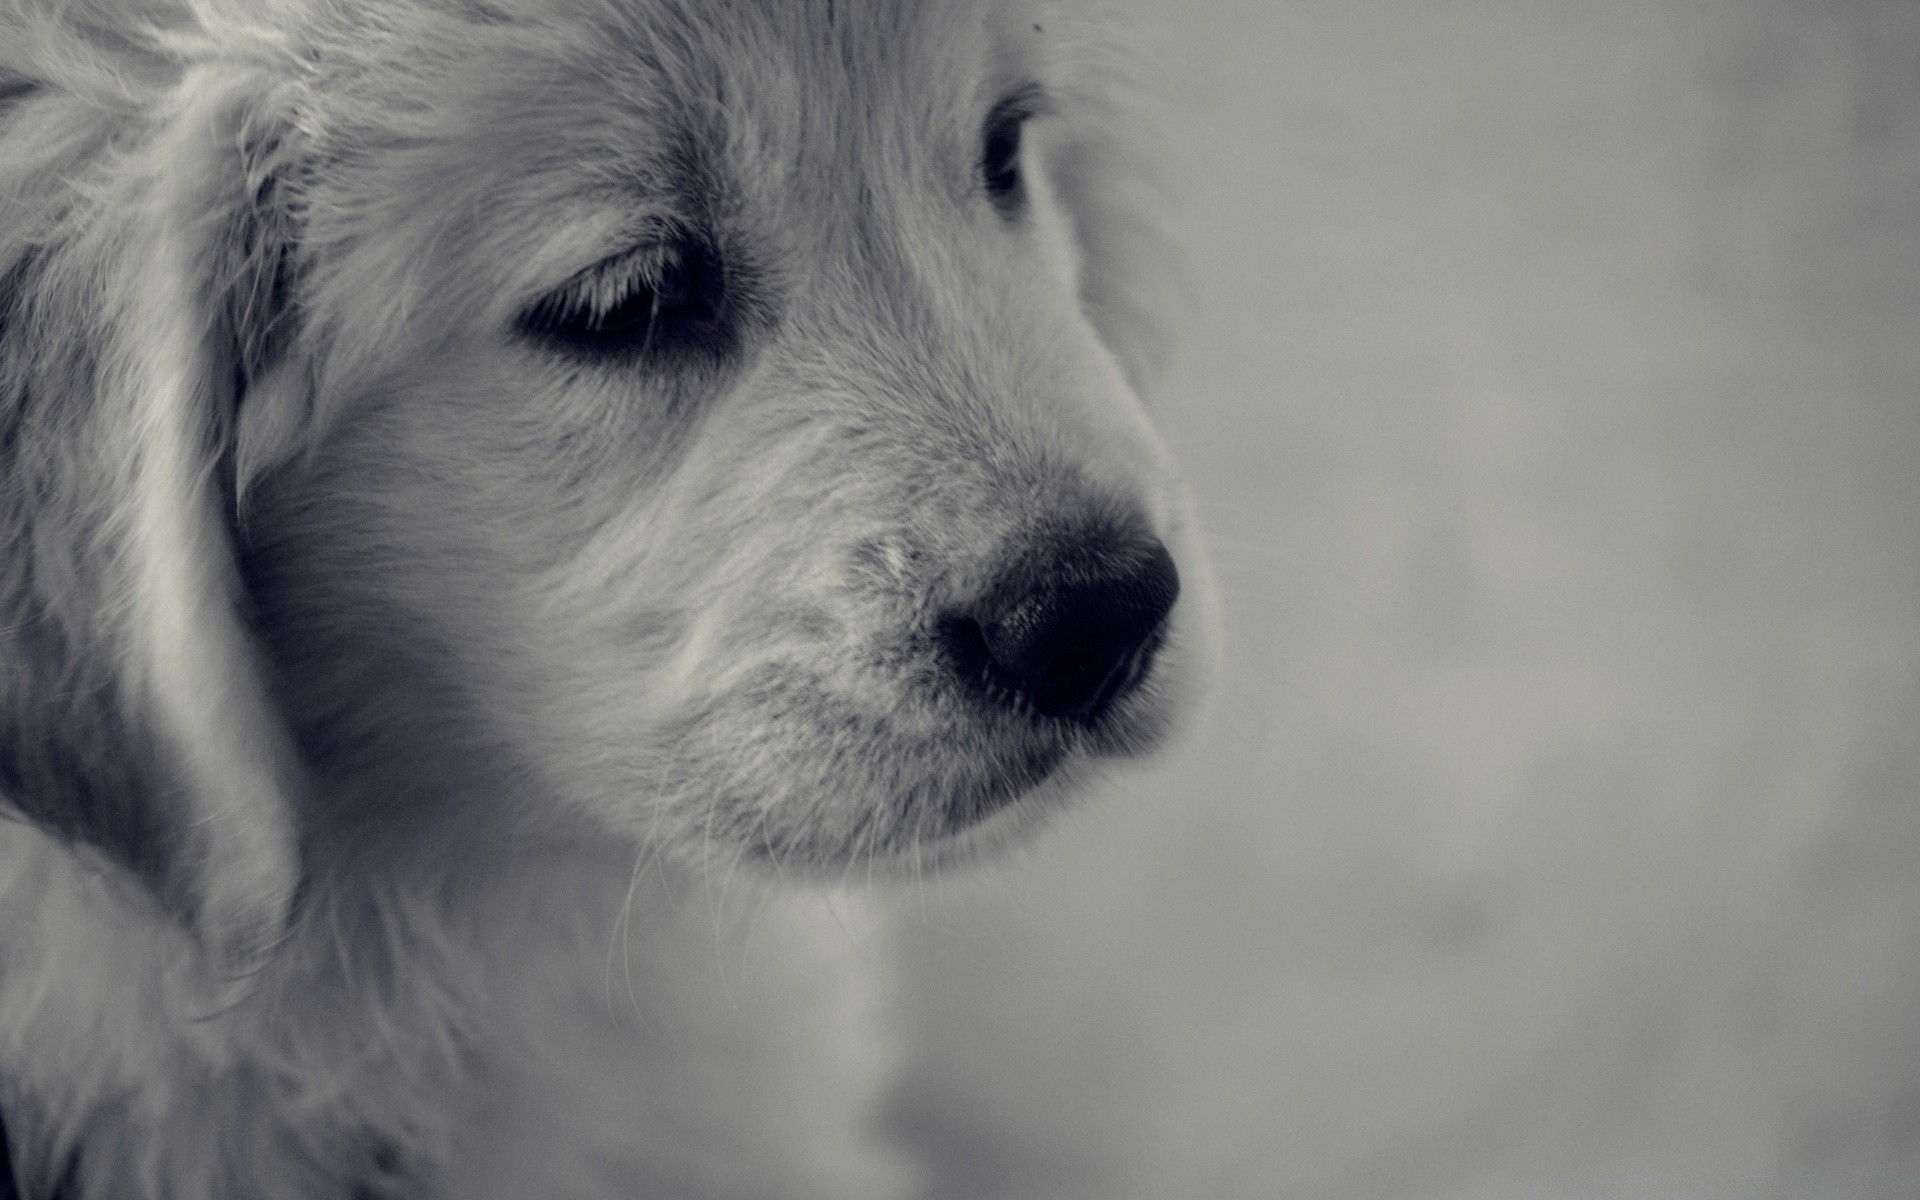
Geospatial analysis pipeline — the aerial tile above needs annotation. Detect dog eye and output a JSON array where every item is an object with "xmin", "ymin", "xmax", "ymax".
[
  {"xmin": 981, "ymin": 98, "xmax": 1029, "ymax": 211},
  {"xmin": 518, "ymin": 237, "xmax": 727, "ymax": 360}
]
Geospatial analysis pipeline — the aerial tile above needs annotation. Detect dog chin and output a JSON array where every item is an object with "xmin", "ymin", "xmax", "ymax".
[
  {"xmin": 894, "ymin": 762, "xmax": 1103, "ymax": 875},
  {"xmin": 728, "ymin": 676, "xmax": 1180, "ymax": 882},
  {"xmin": 735, "ymin": 757, "xmax": 1098, "ymax": 884}
]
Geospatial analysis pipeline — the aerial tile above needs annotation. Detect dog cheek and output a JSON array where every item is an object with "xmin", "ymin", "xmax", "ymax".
[{"xmin": 525, "ymin": 480, "xmax": 911, "ymax": 849}]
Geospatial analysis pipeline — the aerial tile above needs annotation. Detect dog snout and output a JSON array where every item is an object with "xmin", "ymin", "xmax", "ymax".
[{"xmin": 942, "ymin": 533, "xmax": 1180, "ymax": 720}]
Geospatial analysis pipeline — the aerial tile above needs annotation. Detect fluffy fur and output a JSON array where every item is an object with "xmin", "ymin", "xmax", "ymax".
[{"xmin": 0, "ymin": 0, "xmax": 1199, "ymax": 1196}]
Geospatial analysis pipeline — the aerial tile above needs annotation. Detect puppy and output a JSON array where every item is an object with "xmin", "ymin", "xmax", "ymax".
[{"xmin": 0, "ymin": 0, "xmax": 1200, "ymax": 1196}]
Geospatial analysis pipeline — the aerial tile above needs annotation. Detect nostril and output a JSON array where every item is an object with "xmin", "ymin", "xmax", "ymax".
[{"xmin": 947, "ymin": 538, "xmax": 1180, "ymax": 720}]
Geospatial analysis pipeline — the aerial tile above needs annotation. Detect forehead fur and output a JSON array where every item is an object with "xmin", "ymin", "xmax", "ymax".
[{"xmin": 284, "ymin": 0, "xmax": 1102, "ymax": 383}]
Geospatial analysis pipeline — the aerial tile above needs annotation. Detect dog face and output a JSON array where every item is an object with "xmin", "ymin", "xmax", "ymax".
[
  {"xmin": 0, "ymin": 0, "xmax": 1198, "ymax": 960},
  {"xmin": 222, "ymin": 0, "xmax": 1200, "ymax": 875}
]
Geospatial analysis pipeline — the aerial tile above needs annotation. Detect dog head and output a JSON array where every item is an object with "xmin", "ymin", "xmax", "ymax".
[{"xmin": 1, "ymin": 0, "xmax": 1205, "ymax": 958}]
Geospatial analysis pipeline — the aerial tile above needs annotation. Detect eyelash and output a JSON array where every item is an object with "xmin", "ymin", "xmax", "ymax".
[{"xmin": 517, "ymin": 237, "xmax": 727, "ymax": 361}]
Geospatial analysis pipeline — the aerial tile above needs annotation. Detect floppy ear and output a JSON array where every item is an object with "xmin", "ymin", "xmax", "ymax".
[
  {"xmin": 116, "ymin": 63, "xmax": 308, "ymax": 971},
  {"xmin": 0, "ymin": 58, "xmax": 309, "ymax": 974}
]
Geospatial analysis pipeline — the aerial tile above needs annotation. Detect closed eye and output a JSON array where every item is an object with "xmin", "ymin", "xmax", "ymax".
[{"xmin": 517, "ymin": 235, "xmax": 729, "ymax": 362}]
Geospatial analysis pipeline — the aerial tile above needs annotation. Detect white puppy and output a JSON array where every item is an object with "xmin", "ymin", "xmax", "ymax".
[{"xmin": 0, "ymin": 0, "xmax": 1200, "ymax": 1195}]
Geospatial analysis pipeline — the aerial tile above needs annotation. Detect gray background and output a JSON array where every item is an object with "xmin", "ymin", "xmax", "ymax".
[{"xmin": 895, "ymin": 1, "xmax": 1920, "ymax": 1196}]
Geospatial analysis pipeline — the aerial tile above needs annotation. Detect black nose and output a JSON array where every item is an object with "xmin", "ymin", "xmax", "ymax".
[{"xmin": 944, "ymin": 537, "xmax": 1180, "ymax": 720}]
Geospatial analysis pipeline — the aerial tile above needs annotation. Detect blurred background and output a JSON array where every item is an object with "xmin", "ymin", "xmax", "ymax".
[{"xmin": 892, "ymin": 1, "xmax": 1920, "ymax": 1196}]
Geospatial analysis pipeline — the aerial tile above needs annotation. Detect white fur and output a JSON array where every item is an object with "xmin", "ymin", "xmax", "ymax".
[
  {"xmin": 0, "ymin": 0, "xmax": 1198, "ymax": 1196},
  {"xmin": 115, "ymin": 60, "xmax": 304, "ymax": 971}
]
